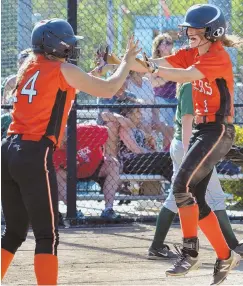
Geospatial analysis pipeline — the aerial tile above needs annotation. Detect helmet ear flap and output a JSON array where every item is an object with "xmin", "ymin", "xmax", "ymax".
[
  {"xmin": 204, "ymin": 27, "xmax": 211, "ymax": 40},
  {"xmin": 205, "ymin": 27, "xmax": 218, "ymax": 42}
]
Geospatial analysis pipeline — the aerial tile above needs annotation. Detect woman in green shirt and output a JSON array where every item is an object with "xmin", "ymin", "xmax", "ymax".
[{"xmin": 147, "ymin": 83, "xmax": 243, "ymax": 259}]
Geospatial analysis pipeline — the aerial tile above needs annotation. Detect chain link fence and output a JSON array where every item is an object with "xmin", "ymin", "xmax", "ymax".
[{"xmin": 1, "ymin": 0, "xmax": 243, "ymax": 225}]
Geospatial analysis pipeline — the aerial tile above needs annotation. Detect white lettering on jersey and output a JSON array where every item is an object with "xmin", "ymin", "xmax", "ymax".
[
  {"xmin": 192, "ymin": 80, "xmax": 212, "ymax": 96},
  {"xmin": 77, "ymin": 147, "xmax": 91, "ymax": 163}
]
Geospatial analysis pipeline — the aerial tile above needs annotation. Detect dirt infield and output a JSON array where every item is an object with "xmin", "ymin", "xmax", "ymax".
[{"xmin": 3, "ymin": 223, "xmax": 243, "ymax": 285}]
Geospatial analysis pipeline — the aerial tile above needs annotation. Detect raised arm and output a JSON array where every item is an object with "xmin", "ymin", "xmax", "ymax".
[
  {"xmin": 142, "ymin": 53, "xmax": 205, "ymax": 83},
  {"xmin": 61, "ymin": 62, "xmax": 129, "ymax": 98},
  {"xmin": 156, "ymin": 66, "xmax": 204, "ymax": 83},
  {"xmin": 89, "ymin": 64, "xmax": 118, "ymax": 77},
  {"xmin": 61, "ymin": 37, "xmax": 141, "ymax": 98},
  {"xmin": 129, "ymin": 56, "xmax": 173, "ymax": 73}
]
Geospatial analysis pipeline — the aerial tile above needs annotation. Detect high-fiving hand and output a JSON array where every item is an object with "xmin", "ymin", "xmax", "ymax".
[{"xmin": 122, "ymin": 35, "xmax": 142, "ymax": 66}]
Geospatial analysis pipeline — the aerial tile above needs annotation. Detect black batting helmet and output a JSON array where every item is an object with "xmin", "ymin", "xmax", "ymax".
[
  {"xmin": 31, "ymin": 18, "xmax": 83, "ymax": 59},
  {"xmin": 179, "ymin": 4, "xmax": 226, "ymax": 42}
]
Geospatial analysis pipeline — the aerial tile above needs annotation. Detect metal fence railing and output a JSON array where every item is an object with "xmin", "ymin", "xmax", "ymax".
[
  {"xmin": 1, "ymin": 0, "xmax": 243, "ymax": 225},
  {"xmin": 2, "ymin": 103, "xmax": 243, "ymax": 224}
]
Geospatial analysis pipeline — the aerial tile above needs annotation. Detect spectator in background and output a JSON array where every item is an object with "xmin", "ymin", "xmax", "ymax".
[
  {"xmin": 91, "ymin": 43, "xmax": 174, "ymax": 150},
  {"xmin": 149, "ymin": 33, "xmax": 177, "ymax": 128},
  {"xmin": 54, "ymin": 124, "xmax": 121, "ymax": 219},
  {"xmin": 98, "ymin": 80, "xmax": 138, "ymax": 158},
  {"xmin": 118, "ymin": 107, "xmax": 173, "ymax": 182},
  {"xmin": 91, "ymin": 61, "xmax": 137, "ymax": 158},
  {"xmin": 1, "ymin": 49, "xmax": 32, "ymax": 105},
  {"xmin": 92, "ymin": 49, "xmax": 173, "ymax": 151},
  {"xmin": 127, "ymin": 71, "xmax": 155, "ymax": 133},
  {"xmin": 127, "ymin": 71, "xmax": 174, "ymax": 150}
]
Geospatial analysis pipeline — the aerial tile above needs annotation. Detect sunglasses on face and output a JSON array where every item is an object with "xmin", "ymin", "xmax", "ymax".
[{"xmin": 159, "ymin": 40, "xmax": 173, "ymax": 46}]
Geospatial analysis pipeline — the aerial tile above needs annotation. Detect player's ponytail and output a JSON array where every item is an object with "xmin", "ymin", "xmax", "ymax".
[
  {"xmin": 221, "ymin": 35, "xmax": 243, "ymax": 48},
  {"xmin": 13, "ymin": 52, "xmax": 36, "ymax": 96}
]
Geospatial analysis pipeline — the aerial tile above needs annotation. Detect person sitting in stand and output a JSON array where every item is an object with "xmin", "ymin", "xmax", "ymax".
[
  {"xmin": 53, "ymin": 123, "xmax": 121, "ymax": 219},
  {"xmin": 118, "ymin": 107, "xmax": 173, "ymax": 183}
]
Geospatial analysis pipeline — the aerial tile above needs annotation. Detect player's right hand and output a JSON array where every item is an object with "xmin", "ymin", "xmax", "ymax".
[
  {"xmin": 142, "ymin": 52, "xmax": 159, "ymax": 74},
  {"xmin": 123, "ymin": 35, "xmax": 142, "ymax": 66}
]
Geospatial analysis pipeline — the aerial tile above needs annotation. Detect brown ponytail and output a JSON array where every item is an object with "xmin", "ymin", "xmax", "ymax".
[{"xmin": 221, "ymin": 34, "xmax": 243, "ymax": 48}]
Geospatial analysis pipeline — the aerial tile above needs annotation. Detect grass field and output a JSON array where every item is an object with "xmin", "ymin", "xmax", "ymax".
[{"xmin": 2, "ymin": 223, "xmax": 243, "ymax": 285}]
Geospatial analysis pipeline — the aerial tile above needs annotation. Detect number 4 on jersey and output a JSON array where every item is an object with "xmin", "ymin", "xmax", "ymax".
[{"xmin": 20, "ymin": 71, "xmax": 40, "ymax": 103}]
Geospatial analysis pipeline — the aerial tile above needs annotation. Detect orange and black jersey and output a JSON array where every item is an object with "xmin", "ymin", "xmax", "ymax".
[
  {"xmin": 8, "ymin": 55, "xmax": 75, "ymax": 147},
  {"xmin": 165, "ymin": 41, "xmax": 234, "ymax": 118}
]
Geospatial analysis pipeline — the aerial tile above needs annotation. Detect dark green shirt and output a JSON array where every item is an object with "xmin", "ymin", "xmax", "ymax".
[{"xmin": 174, "ymin": 83, "xmax": 193, "ymax": 142}]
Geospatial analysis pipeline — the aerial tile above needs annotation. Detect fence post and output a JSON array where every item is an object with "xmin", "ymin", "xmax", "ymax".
[
  {"xmin": 66, "ymin": 0, "xmax": 78, "ymax": 219},
  {"xmin": 17, "ymin": 0, "xmax": 32, "ymax": 53}
]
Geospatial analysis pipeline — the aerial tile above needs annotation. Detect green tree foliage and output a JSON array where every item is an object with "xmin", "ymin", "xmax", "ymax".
[
  {"xmin": 1, "ymin": 0, "xmax": 18, "ymax": 78},
  {"xmin": 1, "ymin": 1, "xmax": 243, "ymax": 78},
  {"xmin": 234, "ymin": 125, "xmax": 243, "ymax": 147},
  {"xmin": 232, "ymin": 0, "xmax": 243, "ymax": 38}
]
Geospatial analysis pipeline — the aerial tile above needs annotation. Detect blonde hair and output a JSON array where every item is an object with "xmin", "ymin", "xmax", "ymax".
[
  {"xmin": 152, "ymin": 33, "xmax": 173, "ymax": 59},
  {"xmin": 221, "ymin": 34, "xmax": 243, "ymax": 48},
  {"xmin": 13, "ymin": 51, "xmax": 36, "ymax": 95},
  {"xmin": 14, "ymin": 52, "xmax": 63, "ymax": 95},
  {"xmin": 17, "ymin": 48, "xmax": 32, "ymax": 62}
]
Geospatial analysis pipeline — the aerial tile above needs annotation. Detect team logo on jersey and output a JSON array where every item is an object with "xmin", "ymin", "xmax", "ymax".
[{"xmin": 213, "ymin": 27, "xmax": 225, "ymax": 38}]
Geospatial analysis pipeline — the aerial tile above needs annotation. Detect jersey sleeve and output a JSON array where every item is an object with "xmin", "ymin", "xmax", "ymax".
[
  {"xmin": 164, "ymin": 49, "xmax": 190, "ymax": 69},
  {"xmin": 180, "ymin": 83, "xmax": 194, "ymax": 116},
  {"xmin": 193, "ymin": 53, "xmax": 230, "ymax": 83}
]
